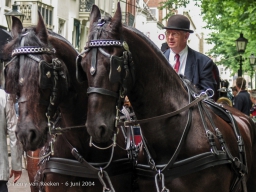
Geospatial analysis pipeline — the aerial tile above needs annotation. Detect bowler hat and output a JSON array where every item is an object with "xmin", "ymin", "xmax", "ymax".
[{"xmin": 163, "ymin": 14, "xmax": 194, "ymax": 33}]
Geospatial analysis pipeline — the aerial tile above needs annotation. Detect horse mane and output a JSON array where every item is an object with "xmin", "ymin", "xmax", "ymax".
[
  {"xmin": 112, "ymin": 22, "xmax": 200, "ymax": 117},
  {"xmin": 47, "ymin": 30, "xmax": 79, "ymax": 54},
  {"xmin": 123, "ymin": 25, "xmax": 166, "ymax": 58}
]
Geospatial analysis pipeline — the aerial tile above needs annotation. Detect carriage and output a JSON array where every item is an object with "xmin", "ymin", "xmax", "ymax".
[{"xmin": 2, "ymin": 3, "xmax": 256, "ymax": 192}]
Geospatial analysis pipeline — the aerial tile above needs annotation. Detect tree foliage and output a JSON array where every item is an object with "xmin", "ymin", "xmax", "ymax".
[{"xmin": 160, "ymin": 0, "xmax": 256, "ymax": 75}]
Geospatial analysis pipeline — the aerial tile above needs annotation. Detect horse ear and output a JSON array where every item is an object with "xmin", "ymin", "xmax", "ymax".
[
  {"xmin": 111, "ymin": 2, "xmax": 122, "ymax": 32},
  {"xmin": 35, "ymin": 11, "xmax": 48, "ymax": 44},
  {"xmin": 11, "ymin": 16, "xmax": 23, "ymax": 38},
  {"xmin": 89, "ymin": 5, "xmax": 101, "ymax": 28}
]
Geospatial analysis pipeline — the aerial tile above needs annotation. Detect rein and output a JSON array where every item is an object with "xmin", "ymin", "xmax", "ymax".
[
  {"xmin": 134, "ymin": 83, "xmax": 248, "ymax": 192},
  {"xmin": 118, "ymin": 92, "xmax": 207, "ymax": 127}
]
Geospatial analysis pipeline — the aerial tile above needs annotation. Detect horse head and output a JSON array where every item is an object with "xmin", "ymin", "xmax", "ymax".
[
  {"xmin": 3, "ymin": 13, "xmax": 71, "ymax": 151},
  {"xmin": 78, "ymin": 3, "xmax": 133, "ymax": 143}
]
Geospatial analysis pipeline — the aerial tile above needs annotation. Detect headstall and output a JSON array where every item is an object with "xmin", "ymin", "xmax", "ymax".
[
  {"xmin": 5, "ymin": 32, "xmax": 68, "ymax": 130},
  {"xmin": 76, "ymin": 19, "xmax": 135, "ymax": 138}
]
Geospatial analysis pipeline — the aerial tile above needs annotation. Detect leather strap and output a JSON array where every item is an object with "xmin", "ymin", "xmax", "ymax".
[
  {"xmin": 90, "ymin": 33, "xmax": 98, "ymax": 75},
  {"xmin": 87, "ymin": 87, "xmax": 118, "ymax": 98},
  {"xmin": 136, "ymin": 152, "xmax": 231, "ymax": 179},
  {"xmin": 119, "ymin": 95, "xmax": 206, "ymax": 127},
  {"xmin": 41, "ymin": 157, "xmax": 133, "ymax": 178}
]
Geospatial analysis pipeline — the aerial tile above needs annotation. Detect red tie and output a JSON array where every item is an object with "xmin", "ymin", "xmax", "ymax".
[{"xmin": 174, "ymin": 54, "xmax": 180, "ymax": 73}]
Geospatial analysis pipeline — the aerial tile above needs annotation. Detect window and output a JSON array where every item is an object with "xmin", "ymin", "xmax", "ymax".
[
  {"xmin": 5, "ymin": 0, "xmax": 11, "ymax": 7},
  {"xmin": 58, "ymin": 19, "xmax": 65, "ymax": 36},
  {"xmin": 79, "ymin": 0, "xmax": 95, "ymax": 12},
  {"xmin": 149, "ymin": 8, "xmax": 158, "ymax": 20},
  {"xmin": 38, "ymin": 3, "xmax": 53, "ymax": 28},
  {"xmin": 73, "ymin": 19, "xmax": 80, "ymax": 51}
]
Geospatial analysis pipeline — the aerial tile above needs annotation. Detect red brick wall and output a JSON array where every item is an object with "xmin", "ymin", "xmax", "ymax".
[
  {"xmin": 147, "ymin": 0, "xmax": 159, "ymax": 7},
  {"xmin": 127, "ymin": 0, "xmax": 136, "ymax": 15}
]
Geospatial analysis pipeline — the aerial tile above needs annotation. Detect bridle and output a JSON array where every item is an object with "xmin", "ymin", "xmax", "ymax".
[
  {"xmin": 5, "ymin": 32, "xmax": 69, "ymax": 135},
  {"xmin": 76, "ymin": 18, "xmax": 135, "ymax": 142}
]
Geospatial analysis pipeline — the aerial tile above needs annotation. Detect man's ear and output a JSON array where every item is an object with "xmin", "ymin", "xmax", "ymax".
[{"xmin": 185, "ymin": 32, "xmax": 190, "ymax": 40}]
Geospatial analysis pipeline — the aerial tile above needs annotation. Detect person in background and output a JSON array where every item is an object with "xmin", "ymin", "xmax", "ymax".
[
  {"xmin": 249, "ymin": 89, "xmax": 256, "ymax": 120},
  {"xmin": 231, "ymin": 86, "xmax": 238, "ymax": 97},
  {"xmin": 231, "ymin": 86, "xmax": 238, "ymax": 105},
  {"xmin": 123, "ymin": 96, "xmax": 142, "ymax": 145},
  {"xmin": 233, "ymin": 77, "xmax": 252, "ymax": 116},
  {"xmin": 160, "ymin": 42, "xmax": 169, "ymax": 53},
  {"xmin": 0, "ymin": 89, "xmax": 23, "ymax": 192},
  {"xmin": 163, "ymin": 14, "xmax": 220, "ymax": 99}
]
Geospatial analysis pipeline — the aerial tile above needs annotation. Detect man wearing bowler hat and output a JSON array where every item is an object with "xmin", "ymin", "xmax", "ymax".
[{"xmin": 163, "ymin": 14, "xmax": 219, "ymax": 99}]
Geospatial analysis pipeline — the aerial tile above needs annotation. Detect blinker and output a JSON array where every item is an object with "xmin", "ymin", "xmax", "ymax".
[{"xmin": 109, "ymin": 55, "xmax": 124, "ymax": 83}]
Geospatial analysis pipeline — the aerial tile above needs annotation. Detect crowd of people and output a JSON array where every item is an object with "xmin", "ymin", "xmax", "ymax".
[{"xmin": 215, "ymin": 76, "xmax": 256, "ymax": 121}]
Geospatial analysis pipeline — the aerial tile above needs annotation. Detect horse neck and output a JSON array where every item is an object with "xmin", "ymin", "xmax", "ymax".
[
  {"xmin": 122, "ymin": 28, "xmax": 191, "ymax": 162},
  {"xmin": 123, "ymin": 27, "xmax": 188, "ymax": 119},
  {"xmin": 48, "ymin": 36, "xmax": 88, "ymax": 127}
]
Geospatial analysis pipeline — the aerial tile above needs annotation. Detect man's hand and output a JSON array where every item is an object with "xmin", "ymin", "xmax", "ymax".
[{"xmin": 10, "ymin": 170, "xmax": 22, "ymax": 183}]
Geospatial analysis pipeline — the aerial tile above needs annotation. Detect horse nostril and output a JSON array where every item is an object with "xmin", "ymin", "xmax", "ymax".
[
  {"xmin": 99, "ymin": 124, "xmax": 106, "ymax": 138},
  {"xmin": 28, "ymin": 130, "xmax": 37, "ymax": 144}
]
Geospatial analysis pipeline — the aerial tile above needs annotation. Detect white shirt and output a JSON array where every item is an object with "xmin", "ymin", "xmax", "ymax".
[{"xmin": 168, "ymin": 46, "xmax": 188, "ymax": 75}]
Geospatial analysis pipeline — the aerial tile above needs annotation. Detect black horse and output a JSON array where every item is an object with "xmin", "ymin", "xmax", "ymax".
[
  {"xmin": 78, "ymin": 3, "xmax": 256, "ymax": 191},
  {"xmin": 3, "ymin": 12, "xmax": 134, "ymax": 192}
]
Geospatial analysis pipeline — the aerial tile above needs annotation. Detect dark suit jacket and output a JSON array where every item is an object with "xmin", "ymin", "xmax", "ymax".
[{"xmin": 164, "ymin": 47, "xmax": 217, "ymax": 94}]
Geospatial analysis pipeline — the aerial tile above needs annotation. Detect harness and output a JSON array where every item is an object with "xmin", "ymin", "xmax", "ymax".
[
  {"xmin": 120, "ymin": 79, "xmax": 248, "ymax": 192},
  {"xmin": 76, "ymin": 19, "xmax": 135, "ymax": 117},
  {"xmin": 78, "ymin": 19, "xmax": 248, "ymax": 192},
  {"xmin": 6, "ymin": 31, "xmax": 137, "ymax": 192}
]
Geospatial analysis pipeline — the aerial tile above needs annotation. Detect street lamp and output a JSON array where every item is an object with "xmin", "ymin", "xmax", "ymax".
[
  {"xmin": 250, "ymin": 54, "xmax": 256, "ymax": 89},
  {"xmin": 235, "ymin": 33, "xmax": 248, "ymax": 76},
  {"xmin": 249, "ymin": 54, "xmax": 256, "ymax": 65},
  {"xmin": 4, "ymin": 2, "xmax": 25, "ymax": 31}
]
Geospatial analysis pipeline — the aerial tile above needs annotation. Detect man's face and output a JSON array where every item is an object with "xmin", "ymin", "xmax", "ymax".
[
  {"xmin": 250, "ymin": 96, "xmax": 256, "ymax": 104},
  {"xmin": 165, "ymin": 30, "xmax": 189, "ymax": 53},
  {"xmin": 232, "ymin": 90, "xmax": 237, "ymax": 97}
]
